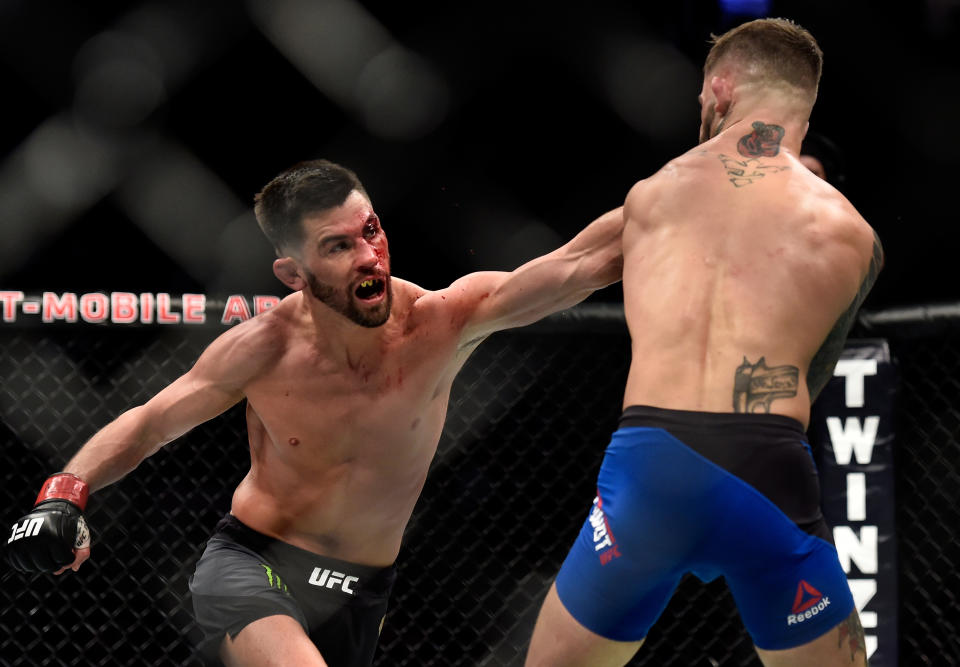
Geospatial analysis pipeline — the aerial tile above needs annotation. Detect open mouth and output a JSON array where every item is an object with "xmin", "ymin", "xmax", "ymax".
[{"xmin": 355, "ymin": 278, "xmax": 386, "ymax": 301}]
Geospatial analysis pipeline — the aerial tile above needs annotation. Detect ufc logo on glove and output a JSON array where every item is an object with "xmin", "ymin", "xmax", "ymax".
[{"xmin": 8, "ymin": 518, "xmax": 44, "ymax": 543}]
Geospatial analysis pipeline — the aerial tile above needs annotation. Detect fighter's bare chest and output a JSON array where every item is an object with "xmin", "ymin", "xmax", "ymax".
[{"xmin": 249, "ymin": 333, "xmax": 456, "ymax": 428}]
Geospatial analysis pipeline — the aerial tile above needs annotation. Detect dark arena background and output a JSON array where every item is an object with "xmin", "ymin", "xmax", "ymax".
[{"xmin": 1, "ymin": 1, "xmax": 959, "ymax": 666}]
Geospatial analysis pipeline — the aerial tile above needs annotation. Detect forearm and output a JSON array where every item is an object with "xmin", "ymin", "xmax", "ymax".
[
  {"xmin": 455, "ymin": 207, "xmax": 623, "ymax": 341},
  {"xmin": 532, "ymin": 209, "xmax": 624, "ymax": 307},
  {"xmin": 516, "ymin": 207, "xmax": 624, "ymax": 305},
  {"xmin": 63, "ymin": 405, "xmax": 161, "ymax": 493}
]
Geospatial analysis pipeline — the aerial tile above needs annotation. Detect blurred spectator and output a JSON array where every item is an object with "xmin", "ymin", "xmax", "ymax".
[{"xmin": 799, "ymin": 130, "xmax": 847, "ymax": 187}]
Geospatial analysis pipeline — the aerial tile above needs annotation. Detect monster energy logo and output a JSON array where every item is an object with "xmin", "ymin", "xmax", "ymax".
[{"xmin": 260, "ymin": 563, "xmax": 289, "ymax": 594}]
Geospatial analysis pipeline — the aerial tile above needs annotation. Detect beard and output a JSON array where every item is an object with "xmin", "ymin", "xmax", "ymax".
[{"xmin": 304, "ymin": 271, "xmax": 393, "ymax": 328}]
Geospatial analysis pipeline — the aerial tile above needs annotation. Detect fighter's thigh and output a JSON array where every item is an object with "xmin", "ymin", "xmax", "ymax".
[
  {"xmin": 754, "ymin": 608, "xmax": 868, "ymax": 667},
  {"xmin": 525, "ymin": 583, "xmax": 643, "ymax": 667},
  {"xmin": 220, "ymin": 614, "xmax": 329, "ymax": 667}
]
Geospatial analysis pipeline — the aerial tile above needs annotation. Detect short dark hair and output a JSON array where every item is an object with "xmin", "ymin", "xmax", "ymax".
[
  {"xmin": 704, "ymin": 18, "xmax": 823, "ymax": 98},
  {"xmin": 254, "ymin": 159, "xmax": 369, "ymax": 256}
]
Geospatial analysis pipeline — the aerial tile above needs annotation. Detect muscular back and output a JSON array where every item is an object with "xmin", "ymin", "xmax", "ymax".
[{"xmin": 622, "ymin": 127, "xmax": 880, "ymax": 427}]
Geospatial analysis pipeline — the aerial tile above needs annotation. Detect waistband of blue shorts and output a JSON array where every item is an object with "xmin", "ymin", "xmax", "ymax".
[{"xmin": 619, "ymin": 404, "xmax": 806, "ymax": 438}]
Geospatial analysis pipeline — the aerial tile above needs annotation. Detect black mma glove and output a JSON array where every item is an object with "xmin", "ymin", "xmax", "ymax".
[{"xmin": 7, "ymin": 473, "xmax": 91, "ymax": 573}]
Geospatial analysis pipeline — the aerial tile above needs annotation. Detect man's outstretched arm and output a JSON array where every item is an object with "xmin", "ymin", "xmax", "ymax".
[
  {"xmin": 7, "ymin": 317, "xmax": 276, "ymax": 574},
  {"xmin": 449, "ymin": 207, "xmax": 624, "ymax": 347},
  {"xmin": 63, "ymin": 348, "xmax": 247, "ymax": 492}
]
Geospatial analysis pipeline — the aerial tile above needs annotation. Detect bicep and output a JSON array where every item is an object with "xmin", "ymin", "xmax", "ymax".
[
  {"xmin": 806, "ymin": 304, "xmax": 858, "ymax": 401},
  {"xmin": 138, "ymin": 369, "xmax": 244, "ymax": 448},
  {"xmin": 62, "ymin": 329, "xmax": 260, "ymax": 489},
  {"xmin": 138, "ymin": 323, "xmax": 272, "ymax": 447},
  {"xmin": 807, "ymin": 230, "xmax": 884, "ymax": 400},
  {"xmin": 453, "ymin": 258, "xmax": 583, "ymax": 345},
  {"xmin": 443, "ymin": 271, "xmax": 511, "ymax": 349}
]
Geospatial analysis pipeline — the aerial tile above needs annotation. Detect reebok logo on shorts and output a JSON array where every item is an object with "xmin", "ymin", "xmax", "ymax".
[
  {"xmin": 786, "ymin": 580, "xmax": 830, "ymax": 625},
  {"xmin": 589, "ymin": 495, "xmax": 621, "ymax": 565}
]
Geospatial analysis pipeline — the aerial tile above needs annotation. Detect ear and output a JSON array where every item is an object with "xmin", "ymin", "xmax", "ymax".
[
  {"xmin": 710, "ymin": 75, "xmax": 733, "ymax": 117},
  {"xmin": 273, "ymin": 257, "xmax": 306, "ymax": 291}
]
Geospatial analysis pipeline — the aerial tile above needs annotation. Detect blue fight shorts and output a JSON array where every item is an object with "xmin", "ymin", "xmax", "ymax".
[{"xmin": 555, "ymin": 405, "xmax": 855, "ymax": 651}]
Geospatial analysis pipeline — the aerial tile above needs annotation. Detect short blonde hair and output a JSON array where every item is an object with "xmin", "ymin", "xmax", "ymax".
[{"xmin": 704, "ymin": 18, "xmax": 822, "ymax": 97}]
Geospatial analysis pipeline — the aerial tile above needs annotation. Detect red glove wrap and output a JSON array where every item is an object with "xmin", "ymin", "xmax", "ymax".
[{"xmin": 35, "ymin": 473, "xmax": 89, "ymax": 511}]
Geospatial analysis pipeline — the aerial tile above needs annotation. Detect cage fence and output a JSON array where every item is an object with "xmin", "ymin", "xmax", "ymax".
[{"xmin": 0, "ymin": 303, "xmax": 957, "ymax": 666}]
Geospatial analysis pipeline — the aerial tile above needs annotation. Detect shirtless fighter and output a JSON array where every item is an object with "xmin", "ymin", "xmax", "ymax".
[
  {"xmin": 7, "ymin": 159, "xmax": 623, "ymax": 666},
  {"xmin": 525, "ymin": 19, "xmax": 881, "ymax": 667}
]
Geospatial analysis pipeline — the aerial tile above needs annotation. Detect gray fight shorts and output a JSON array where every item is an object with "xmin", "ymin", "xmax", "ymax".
[{"xmin": 189, "ymin": 514, "xmax": 396, "ymax": 667}]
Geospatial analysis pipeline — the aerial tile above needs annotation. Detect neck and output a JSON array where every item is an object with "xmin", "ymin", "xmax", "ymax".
[
  {"xmin": 713, "ymin": 105, "xmax": 807, "ymax": 157},
  {"xmin": 298, "ymin": 292, "xmax": 387, "ymax": 362}
]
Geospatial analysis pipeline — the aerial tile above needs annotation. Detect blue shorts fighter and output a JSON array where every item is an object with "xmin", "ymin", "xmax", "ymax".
[{"xmin": 555, "ymin": 405, "xmax": 854, "ymax": 651}]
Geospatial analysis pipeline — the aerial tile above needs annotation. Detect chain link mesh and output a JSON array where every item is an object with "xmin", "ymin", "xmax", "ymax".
[
  {"xmin": 889, "ymin": 335, "xmax": 960, "ymax": 662},
  {"xmin": 1, "ymin": 323, "xmax": 957, "ymax": 665}
]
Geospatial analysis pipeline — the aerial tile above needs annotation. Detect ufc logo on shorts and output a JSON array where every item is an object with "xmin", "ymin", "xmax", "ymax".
[
  {"xmin": 8, "ymin": 517, "xmax": 43, "ymax": 543},
  {"xmin": 309, "ymin": 568, "xmax": 359, "ymax": 595}
]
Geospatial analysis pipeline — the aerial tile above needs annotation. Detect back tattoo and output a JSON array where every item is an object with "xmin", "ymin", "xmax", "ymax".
[{"xmin": 733, "ymin": 356, "xmax": 799, "ymax": 413}]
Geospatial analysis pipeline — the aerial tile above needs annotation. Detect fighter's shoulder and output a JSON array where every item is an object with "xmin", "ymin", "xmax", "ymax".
[
  {"xmin": 406, "ymin": 272, "xmax": 510, "ymax": 342},
  {"xmin": 814, "ymin": 185, "xmax": 876, "ymax": 249},
  {"xmin": 393, "ymin": 277, "xmax": 427, "ymax": 300},
  {"xmin": 802, "ymin": 183, "xmax": 881, "ymax": 275},
  {"xmin": 390, "ymin": 278, "xmax": 457, "ymax": 324},
  {"xmin": 410, "ymin": 273, "xmax": 489, "ymax": 316},
  {"xmin": 204, "ymin": 294, "xmax": 296, "ymax": 366},
  {"xmin": 625, "ymin": 150, "xmax": 705, "ymax": 205},
  {"xmin": 842, "ymin": 212, "xmax": 883, "ymax": 272}
]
